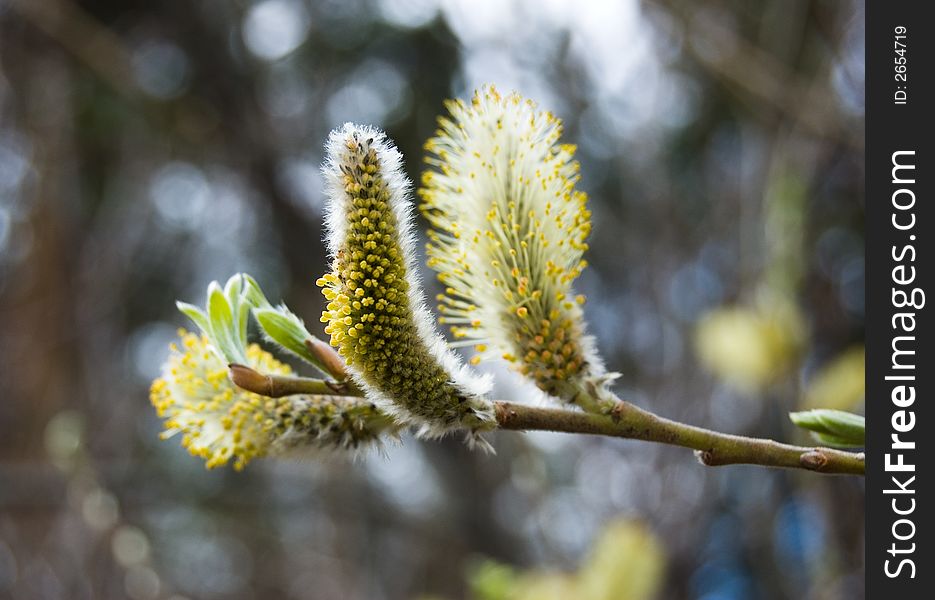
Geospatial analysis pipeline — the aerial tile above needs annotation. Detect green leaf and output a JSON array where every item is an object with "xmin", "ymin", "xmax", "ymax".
[
  {"xmin": 254, "ymin": 307, "xmax": 326, "ymax": 373},
  {"xmin": 176, "ymin": 302, "xmax": 210, "ymax": 335},
  {"xmin": 816, "ymin": 409, "xmax": 864, "ymax": 440},
  {"xmin": 790, "ymin": 409, "xmax": 864, "ymax": 448},
  {"xmin": 236, "ymin": 300, "xmax": 251, "ymax": 348},
  {"xmin": 241, "ymin": 273, "xmax": 271, "ymax": 309},
  {"xmin": 223, "ymin": 274, "xmax": 243, "ymax": 309},
  {"xmin": 789, "ymin": 409, "xmax": 825, "ymax": 431},
  {"xmin": 207, "ymin": 281, "xmax": 245, "ymax": 364},
  {"xmin": 224, "ymin": 275, "xmax": 251, "ymax": 348},
  {"xmin": 176, "ymin": 274, "xmax": 322, "ymax": 372},
  {"xmin": 810, "ymin": 431, "xmax": 864, "ymax": 449}
]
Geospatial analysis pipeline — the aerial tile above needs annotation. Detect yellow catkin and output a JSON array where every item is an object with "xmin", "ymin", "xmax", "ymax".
[{"xmin": 151, "ymin": 330, "xmax": 391, "ymax": 470}]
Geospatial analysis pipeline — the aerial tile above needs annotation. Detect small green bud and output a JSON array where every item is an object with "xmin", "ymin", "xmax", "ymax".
[{"xmin": 789, "ymin": 409, "xmax": 865, "ymax": 449}]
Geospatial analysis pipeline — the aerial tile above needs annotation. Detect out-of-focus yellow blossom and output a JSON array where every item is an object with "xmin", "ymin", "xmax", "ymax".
[
  {"xmin": 468, "ymin": 519, "xmax": 664, "ymax": 600},
  {"xmin": 801, "ymin": 345, "xmax": 865, "ymax": 411},
  {"xmin": 695, "ymin": 300, "xmax": 804, "ymax": 392},
  {"xmin": 151, "ymin": 330, "xmax": 391, "ymax": 470}
]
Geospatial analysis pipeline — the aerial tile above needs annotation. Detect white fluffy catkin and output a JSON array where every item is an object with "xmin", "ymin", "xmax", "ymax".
[{"xmin": 420, "ymin": 86, "xmax": 616, "ymax": 412}]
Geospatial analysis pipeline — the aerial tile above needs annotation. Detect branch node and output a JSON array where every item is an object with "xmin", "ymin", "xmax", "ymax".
[
  {"xmin": 325, "ymin": 380, "xmax": 349, "ymax": 394},
  {"xmin": 800, "ymin": 450, "xmax": 828, "ymax": 471},
  {"xmin": 695, "ymin": 449, "xmax": 717, "ymax": 466}
]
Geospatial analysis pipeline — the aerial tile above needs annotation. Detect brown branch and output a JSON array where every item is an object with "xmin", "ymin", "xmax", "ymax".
[
  {"xmin": 228, "ymin": 364, "xmax": 356, "ymax": 398},
  {"xmin": 494, "ymin": 401, "xmax": 864, "ymax": 475},
  {"xmin": 228, "ymin": 366, "xmax": 864, "ymax": 476}
]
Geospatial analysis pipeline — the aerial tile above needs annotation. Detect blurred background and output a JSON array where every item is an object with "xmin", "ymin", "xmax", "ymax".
[{"xmin": 0, "ymin": 0, "xmax": 865, "ymax": 598}]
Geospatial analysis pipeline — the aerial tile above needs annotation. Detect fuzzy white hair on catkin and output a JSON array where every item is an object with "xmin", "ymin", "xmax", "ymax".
[
  {"xmin": 270, "ymin": 414, "xmax": 398, "ymax": 464},
  {"xmin": 421, "ymin": 87, "xmax": 619, "ymax": 408},
  {"xmin": 321, "ymin": 123, "xmax": 495, "ymax": 446}
]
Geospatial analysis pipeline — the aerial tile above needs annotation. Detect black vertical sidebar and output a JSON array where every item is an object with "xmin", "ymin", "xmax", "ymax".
[{"xmin": 866, "ymin": 1, "xmax": 932, "ymax": 597}]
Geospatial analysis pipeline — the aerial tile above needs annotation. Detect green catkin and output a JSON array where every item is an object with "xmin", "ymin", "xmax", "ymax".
[{"xmin": 317, "ymin": 124, "xmax": 494, "ymax": 443}]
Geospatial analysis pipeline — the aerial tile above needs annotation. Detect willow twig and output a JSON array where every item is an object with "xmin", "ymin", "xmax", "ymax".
[
  {"xmin": 494, "ymin": 401, "xmax": 864, "ymax": 475},
  {"xmin": 228, "ymin": 364, "xmax": 358, "ymax": 398},
  {"xmin": 228, "ymin": 367, "xmax": 864, "ymax": 475}
]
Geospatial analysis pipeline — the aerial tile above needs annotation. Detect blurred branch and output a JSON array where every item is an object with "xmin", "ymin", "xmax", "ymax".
[
  {"xmin": 7, "ymin": 0, "xmax": 142, "ymax": 101},
  {"xmin": 675, "ymin": 5, "xmax": 862, "ymax": 149},
  {"xmin": 229, "ymin": 366, "xmax": 864, "ymax": 475},
  {"xmin": 7, "ymin": 0, "xmax": 210, "ymax": 145}
]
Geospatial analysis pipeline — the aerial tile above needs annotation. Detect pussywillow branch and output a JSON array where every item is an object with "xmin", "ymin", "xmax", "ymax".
[
  {"xmin": 419, "ymin": 86, "xmax": 616, "ymax": 413},
  {"xmin": 224, "ymin": 368, "xmax": 864, "ymax": 475},
  {"xmin": 148, "ymin": 88, "xmax": 863, "ymax": 478}
]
